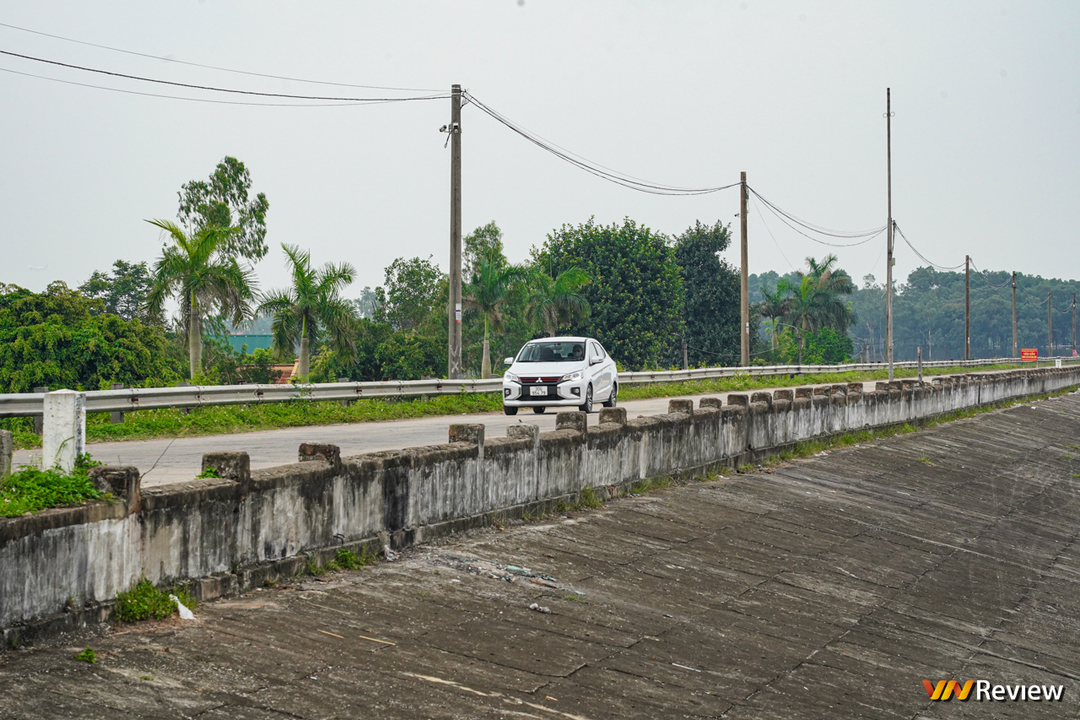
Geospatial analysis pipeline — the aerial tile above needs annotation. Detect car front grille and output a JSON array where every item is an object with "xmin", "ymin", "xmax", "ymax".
[{"xmin": 520, "ymin": 376, "xmax": 562, "ymax": 384}]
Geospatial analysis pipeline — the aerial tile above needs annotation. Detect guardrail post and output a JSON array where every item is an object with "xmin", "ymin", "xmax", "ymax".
[
  {"xmin": 0, "ymin": 429, "xmax": 12, "ymax": 480},
  {"xmin": 177, "ymin": 381, "xmax": 192, "ymax": 414},
  {"xmin": 42, "ymin": 389, "xmax": 86, "ymax": 473},
  {"xmin": 336, "ymin": 378, "xmax": 355, "ymax": 406},
  {"xmin": 110, "ymin": 383, "xmax": 125, "ymax": 424},
  {"xmin": 32, "ymin": 386, "xmax": 48, "ymax": 435}
]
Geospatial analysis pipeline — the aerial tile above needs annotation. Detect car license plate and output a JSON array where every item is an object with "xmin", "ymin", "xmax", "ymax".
[{"xmin": 529, "ymin": 386, "xmax": 548, "ymax": 397}]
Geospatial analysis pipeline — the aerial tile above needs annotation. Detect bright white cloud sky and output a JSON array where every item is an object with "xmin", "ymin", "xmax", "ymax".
[{"xmin": 1, "ymin": 1, "xmax": 1077, "ymax": 298}]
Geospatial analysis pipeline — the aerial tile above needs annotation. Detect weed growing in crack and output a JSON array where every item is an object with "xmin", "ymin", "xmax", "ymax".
[{"xmin": 73, "ymin": 646, "xmax": 97, "ymax": 664}]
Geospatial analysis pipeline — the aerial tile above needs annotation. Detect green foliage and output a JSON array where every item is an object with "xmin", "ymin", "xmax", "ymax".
[
  {"xmin": 0, "ymin": 282, "xmax": 181, "ymax": 394},
  {"xmin": 114, "ymin": 578, "xmax": 195, "ymax": 623},
  {"xmin": 535, "ymin": 217, "xmax": 684, "ymax": 370},
  {"xmin": 177, "ymin": 156, "xmax": 270, "ymax": 261},
  {"xmin": 73, "ymin": 646, "xmax": 97, "ymax": 664},
  {"xmin": 670, "ymin": 220, "xmax": 741, "ymax": 366},
  {"xmin": 334, "ymin": 547, "xmax": 377, "ymax": 570},
  {"xmin": 79, "ymin": 260, "xmax": 162, "ymax": 324},
  {"xmin": 0, "ymin": 454, "xmax": 105, "ymax": 517},
  {"xmin": 802, "ymin": 327, "xmax": 855, "ymax": 364},
  {"xmin": 195, "ymin": 466, "xmax": 220, "ymax": 479},
  {"xmin": 577, "ymin": 486, "xmax": 604, "ymax": 509}
]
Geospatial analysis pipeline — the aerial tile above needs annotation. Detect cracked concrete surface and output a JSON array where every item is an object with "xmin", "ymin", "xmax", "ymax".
[{"xmin": 2, "ymin": 392, "xmax": 1080, "ymax": 718}]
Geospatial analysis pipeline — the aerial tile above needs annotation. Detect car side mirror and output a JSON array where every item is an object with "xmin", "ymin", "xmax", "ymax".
[
  {"xmin": 503, "ymin": 357, "xmax": 514, "ymax": 366},
  {"xmin": 590, "ymin": 357, "xmax": 602, "ymax": 365}
]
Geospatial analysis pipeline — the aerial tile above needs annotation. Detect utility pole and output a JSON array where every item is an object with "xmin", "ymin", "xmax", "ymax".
[
  {"xmin": 447, "ymin": 84, "xmax": 463, "ymax": 379},
  {"xmin": 682, "ymin": 336, "xmax": 688, "ymax": 370},
  {"xmin": 1048, "ymin": 292, "xmax": 1053, "ymax": 358},
  {"xmin": 1072, "ymin": 293, "xmax": 1077, "ymax": 356},
  {"xmin": 885, "ymin": 89, "xmax": 894, "ymax": 380},
  {"xmin": 964, "ymin": 255, "xmax": 970, "ymax": 361},
  {"xmin": 1011, "ymin": 271, "xmax": 1018, "ymax": 358},
  {"xmin": 740, "ymin": 171, "xmax": 749, "ymax": 367}
]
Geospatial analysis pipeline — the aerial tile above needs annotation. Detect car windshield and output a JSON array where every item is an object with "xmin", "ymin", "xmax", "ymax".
[{"xmin": 516, "ymin": 342, "xmax": 586, "ymax": 363}]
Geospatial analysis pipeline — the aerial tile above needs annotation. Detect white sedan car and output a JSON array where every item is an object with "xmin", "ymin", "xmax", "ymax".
[{"xmin": 501, "ymin": 336, "xmax": 618, "ymax": 415}]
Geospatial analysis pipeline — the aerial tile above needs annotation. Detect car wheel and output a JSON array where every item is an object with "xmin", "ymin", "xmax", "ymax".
[
  {"xmin": 579, "ymin": 384, "xmax": 593, "ymax": 413},
  {"xmin": 504, "ymin": 405, "xmax": 518, "ymax": 416},
  {"xmin": 532, "ymin": 406, "xmax": 547, "ymax": 414},
  {"xmin": 602, "ymin": 381, "xmax": 618, "ymax": 408}
]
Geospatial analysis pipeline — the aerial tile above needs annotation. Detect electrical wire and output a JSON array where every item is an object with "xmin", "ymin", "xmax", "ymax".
[
  {"xmin": 748, "ymin": 189, "xmax": 886, "ymax": 248},
  {"xmin": 749, "ymin": 194, "xmax": 796, "ymax": 272},
  {"xmin": 0, "ymin": 49, "xmax": 449, "ymax": 103},
  {"xmin": 0, "ymin": 66, "xmax": 384, "ymax": 106},
  {"xmin": 892, "ymin": 222, "xmax": 966, "ymax": 271},
  {"xmin": 968, "ymin": 259, "xmax": 1013, "ymax": 289},
  {"xmin": 0, "ymin": 21, "xmax": 441, "ymax": 92},
  {"xmin": 463, "ymin": 91, "xmax": 741, "ymax": 196},
  {"xmin": 747, "ymin": 187, "xmax": 887, "ymax": 241}
]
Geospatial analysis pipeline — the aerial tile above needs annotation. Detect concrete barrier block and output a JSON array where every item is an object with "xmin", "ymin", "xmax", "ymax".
[
  {"xmin": 699, "ymin": 397, "xmax": 722, "ymax": 409},
  {"xmin": 507, "ymin": 423, "xmax": 541, "ymax": 446},
  {"xmin": 774, "ymin": 389, "xmax": 793, "ymax": 402},
  {"xmin": 750, "ymin": 392, "xmax": 773, "ymax": 407},
  {"xmin": 668, "ymin": 399, "xmax": 693, "ymax": 415},
  {"xmin": 202, "ymin": 452, "xmax": 251, "ymax": 496},
  {"xmin": 0, "ymin": 429, "xmax": 11, "ymax": 480},
  {"xmin": 847, "ymin": 383, "xmax": 864, "ymax": 394},
  {"xmin": 795, "ymin": 387, "xmax": 813, "ymax": 399},
  {"xmin": 556, "ymin": 412, "xmax": 587, "ymax": 435},
  {"xmin": 299, "ymin": 443, "xmax": 342, "ymax": 469},
  {"xmin": 598, "ymin": 407, "xmax": 627, "ymax": 425},
  {"xmin": 449, "ymin": 424, "xmax": 486, "ymax": 446},
  {"xmin": 88, "ymin": 466, "xmax": 141, "ymax": 513},
  {"xmin": 727, "ymin": 394, "xmax": 749, "ymax": 406}
]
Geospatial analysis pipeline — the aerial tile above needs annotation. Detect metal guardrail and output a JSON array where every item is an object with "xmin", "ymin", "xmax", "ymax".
[{"xmin": 0, "ymin": 357, "xmax": 1076, "ymax": 418}]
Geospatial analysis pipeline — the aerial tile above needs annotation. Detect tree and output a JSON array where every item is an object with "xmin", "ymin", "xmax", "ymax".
[
  {"xmin": 525, "ymin": 267, "xmax": 591, "ymax": 338},
  {"xmin": 0, "ymin": 282, "xmax": 180, "ymax": 394},
  {"xmin": 756, "ymin": 284, "xmax": 788, "ymax": 351},
  {"xmin": 177, "ymin": 156, "xmax": 270, "ymax": 262},
  {"xmin": 463, "ymin": 255, "xmax": 530, "ymax": 378},
  {"xmin": 257, "ymin": 244, "xmax": 357, "ymax": 378},
  {"xmin": 775, "ymin": 255, "xmax": 856, "ymax": 364},
  {"xmin": 79, "ymin": 260, "xmax": 161, "ymax": 324},
  {"xmin": 146, "ymin": 219, "xmax": 257, "ymax": 380},
  {"xmin": 463, "ymin": 221, "xmax": 506, "ymax": 278},
  {"xmin": 374, "ymin": 256, "xmax": 447, "ymax": 333},
  {"xmin": 534, "ymin": 217, "xmax": 683, "ymax": 370},
  {"xmin": 672, "ymin": 220, "xmax": 740, "ymax": 366}
]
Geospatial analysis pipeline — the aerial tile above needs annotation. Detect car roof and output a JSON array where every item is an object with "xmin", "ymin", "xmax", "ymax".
[{"xmin": 527, "ymin": 336, "xmax": 592, "ymax": 343}]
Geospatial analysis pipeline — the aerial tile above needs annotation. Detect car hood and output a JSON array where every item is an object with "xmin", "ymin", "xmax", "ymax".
[{"xmin": 506, "ymin": 361, "xmax": 586, "ymax": 378}]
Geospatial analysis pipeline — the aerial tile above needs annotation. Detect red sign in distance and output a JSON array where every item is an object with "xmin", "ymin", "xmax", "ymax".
[{"xmin": 1021, "ymin": 348, "xmax": 1038, "ymax": 362}]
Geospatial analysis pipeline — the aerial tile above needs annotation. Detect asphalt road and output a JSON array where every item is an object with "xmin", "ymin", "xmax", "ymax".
[
  {"xmin": 3, "ymin": 391, "xmax": 1079, "ymax": 718},
  {"xmin": 15, "ymin": 380, "xmax": 892, "ymax": 487}
]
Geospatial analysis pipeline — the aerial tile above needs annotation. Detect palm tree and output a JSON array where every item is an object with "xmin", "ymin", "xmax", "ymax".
[
  {"xmin": 526, "ymin": 267, "xmax": 591, "ymax": 337},
  {"xmin": 755, "ymin": 284, "xmax": 788, "ymax": 350},
  {"xmin": 257, "ymin": 244, "xmax": 357, "ymax": 378},
  {"xmin": 798, "ymin": 254, "xmax": 855, "ymax": 333},
  {"xmin": 779, "ymin": 276, "xmax": 818, "ymax": 365},
  {"xmin": 463, "ymin": 256, "xmax": 530, "ymax": 378},
  {"xmin": 146, "ymin": 219, "xmax": 256, "ymax": 380}
]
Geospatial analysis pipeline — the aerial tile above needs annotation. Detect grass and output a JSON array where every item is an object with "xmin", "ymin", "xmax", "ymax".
[
  {"xmin": 300, "ymin": 547, "xmax": 380, "ymax": 577},
  {"xmin": 114, "ymin": 578, "xmax": 197, "ymax": 623},
  {"xmin": 0, "ymin": 454, "xmax": 106, "ymax": 518},
  {"xmin": 73, "ymin": 646, "xmax": 97, "ymax": 664},
  {"xmin": 10, "ymin": 393, "xmax": 503, "ymax": 450}
]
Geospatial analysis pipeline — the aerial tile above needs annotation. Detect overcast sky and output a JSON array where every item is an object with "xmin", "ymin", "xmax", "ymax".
[{"xmin": 1, "ymin": 1, "xmax": 1077, "ymax": 300}]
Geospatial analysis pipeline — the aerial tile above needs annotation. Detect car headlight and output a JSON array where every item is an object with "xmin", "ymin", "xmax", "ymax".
[
  {"xmin": 560, "ymin": 370, "xmax": 583, "ymax": 382},
  {"xmin": 505, "ymin": 372, "xmax": 520, "ymax": 383}
]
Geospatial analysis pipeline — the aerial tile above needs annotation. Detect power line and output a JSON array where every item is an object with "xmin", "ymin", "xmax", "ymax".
[
  {"xmin": 0, "ymin": 21, "xmax": 441, "ymax": 92},
  {"xmin": 749, "ymin": 194, "xmax": 796, "ymax": 272},
  {"xmin": 0, "ymin": 66, "xmax": 382, "ymax": 107},
  {"xmin": 748, "ymin": 189, "xmax": 886, "ymax": 248},
  {"xmin": 463, "ymin": 91, "xmax": 741, "ymax": 196},
  {"xmin": 968, "ymin": 259, "xmax": 1012, "ymax": 289},
  {"xmin": 0, "ymin": 49, "xmax": 449, "ymax": 103},
  {"xmin": 892, "ymin": 222, "xmax": 966, "ymax": 271}
]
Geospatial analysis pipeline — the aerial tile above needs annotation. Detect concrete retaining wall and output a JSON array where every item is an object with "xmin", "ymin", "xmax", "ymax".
[{"xmin": 3, "ymin": 366, "xmax": 1079, "ymax": 644}]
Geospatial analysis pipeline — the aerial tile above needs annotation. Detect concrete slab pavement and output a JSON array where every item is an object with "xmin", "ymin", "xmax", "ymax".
[{"xmin": 2, "ymin": 391, "xmax": 1079, "ymax": 717}]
